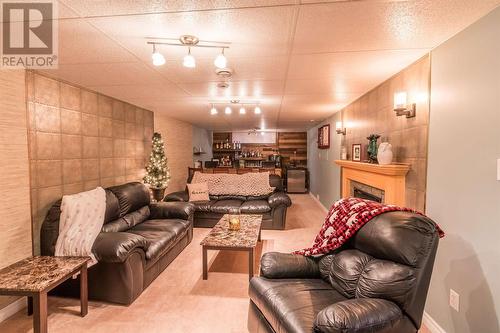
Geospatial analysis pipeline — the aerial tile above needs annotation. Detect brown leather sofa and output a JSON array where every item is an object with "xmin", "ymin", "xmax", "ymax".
[
  {"xmin": 248, "ymin": 211, "xmax": 441, "ymax": 333},
  {"xmin": 164, "ymin": 174, "xmax": 291, "ymax": 230},
  {"xmin": 40, "ymin": 182, "xmax": 194, "ymax": 305}
]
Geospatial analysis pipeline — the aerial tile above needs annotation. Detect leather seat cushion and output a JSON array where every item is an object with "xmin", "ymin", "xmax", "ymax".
[
  {"xmin": 240, "ymin": 200, "xmax": 271, "ymax": 214},
  {"xmin": 192, "ymin": 200, "xmax": 217, "ymax": 212},
  {"xmin": 128, "ymin": 219, "xmax": 190, "ymax": 261},
  {"xmin": 249, "ymin": 277, "xmax": 347, "ymax": 333},
  {"xmin": 210, "ymin": 199, "xmax": 243, "ymax": 213}
]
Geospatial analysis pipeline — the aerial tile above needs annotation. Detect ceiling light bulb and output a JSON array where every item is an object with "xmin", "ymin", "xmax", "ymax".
[
  {"xmin": 254, "ymin": 106, "xmax": 261, "ymax": 114},
  {"xmin": 183, "ymin": 48, "xmax": 196, "ymax": 68},
  {"xmin": 214, "ymin": 49, "xmax": 227, "ymax": 69},
  {"xmin": 210, "ymin": 106, "xmax": 217, "ymax": 115},
  {"xmin": 239, "ymin": 107, "xmax": 246, "ymax": 114},
  {"xmin": 260, "ymin": 131, "xmax": 265, "ymax": 136},
  {"xmin": 151, "ymin": 45, "xmax": 165, "ymax": 66},
  {"xmin": 225, "ymin": 106, "xmax": 232, "ymax": 114}
]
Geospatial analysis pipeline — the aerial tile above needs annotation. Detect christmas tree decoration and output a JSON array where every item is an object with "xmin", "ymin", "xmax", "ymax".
[{"xmin": 144, "ymin": 132, "xmax": 170, "ymax": 200}]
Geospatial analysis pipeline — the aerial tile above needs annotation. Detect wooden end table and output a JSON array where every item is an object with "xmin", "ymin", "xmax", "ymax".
[
  {"xmin": 200, "ymin": 214, "xmax": 262, "ymax": 281},
  {"xmin": 0, "ymin": 256, "xmax": 90, "ymax": 333}
]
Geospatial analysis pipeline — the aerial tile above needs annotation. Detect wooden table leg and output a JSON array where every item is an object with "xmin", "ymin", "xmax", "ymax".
[
  {"xmin": 258, "ymin": 228, "xmax": 262, "ymax": 241},
  {"xmin": 33, "ymin": 292, "xmax": 47, "ymax": 333},
  {"xmin": 80, "ymin": 264, "xmax": 88, "ymax": 317},
  {"xmin": 249, "ymin": 248, "xmax": 254, "ymax": 281},
  {"xmin": 202, "ymin": 246, "xmax": 208, "ymax": 280},
  {"xmin": 27, "ymin": 296, "xmax": 33, "ymax": 316}
]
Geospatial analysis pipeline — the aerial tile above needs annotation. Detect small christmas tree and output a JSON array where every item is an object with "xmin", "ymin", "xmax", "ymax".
[{"xmin": 143, "ymin": 132, "xmax": 170, "ymax": 189}]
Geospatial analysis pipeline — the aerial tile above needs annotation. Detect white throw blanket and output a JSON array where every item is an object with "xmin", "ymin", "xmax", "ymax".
[
  {"xmin": 191, "ymin": 171, "xmax": 275, "ymax": 196},
  {"xmin": 55, "ymin": 187, "xmax": 106, "ymax": 265}
]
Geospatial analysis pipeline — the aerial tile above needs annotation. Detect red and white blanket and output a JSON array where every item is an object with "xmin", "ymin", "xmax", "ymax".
[{"xmin": 295, "ymin": 197, "xmax": 445, "ymax": 257}]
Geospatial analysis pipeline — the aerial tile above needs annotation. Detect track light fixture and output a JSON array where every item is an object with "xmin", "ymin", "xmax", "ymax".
[
  {"xmin": 147, "ymin": 35, "xmax": 230, "ymax": 69},
  {"xmin": 214, "ymin": 48, "xmax": 227, "ymax": 69},
  {"xmin": 210, "ymin": 105, "xmax": 217, "ymax": 115},
  {"xmin": 151, "ymin": 44, "xmax": 165, "ymax": 66},
  {"xmin": 183, "ymin": 47, "xmax": 196, "ymax": 68},
  {"xmin": 208, "ymin": 101, "xmax": 262, "ymax": 116}
]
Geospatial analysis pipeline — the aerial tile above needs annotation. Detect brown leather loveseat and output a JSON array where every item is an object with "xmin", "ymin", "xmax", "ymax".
[{"xmin": 40, "ymin": 182, "xmax": 194, "ymax": 305}]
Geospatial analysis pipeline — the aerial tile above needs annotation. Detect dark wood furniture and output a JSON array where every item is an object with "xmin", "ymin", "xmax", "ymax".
[
  {"xmin": 200, "ymin": 214, "xmax": 262, "ymax": 281},
  {"xmin": 0, "ymin": 256, "xmax": 90, "ymax": 333}
]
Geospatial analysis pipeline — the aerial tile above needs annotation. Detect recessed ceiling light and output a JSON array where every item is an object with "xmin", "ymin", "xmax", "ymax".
[
  {"xmin": 254, "ymin": 106, "xmax": 261, "ymax": 114},
  {"xmin": 225, "ymin": 106, "xmax": 232, "ymax": 114},
  {"xmin": 239, "ymin": 107, "xmax": 246, "ymax": 114}
]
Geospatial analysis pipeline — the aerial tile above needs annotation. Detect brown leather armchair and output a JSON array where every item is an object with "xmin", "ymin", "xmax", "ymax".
[
  {"xmin": 40, "ymin": 182, "xmax": 194, "ymax": 305},
  {"xmin": 248, "ymin": 211, "xmax": 441, "ymax": 333}
]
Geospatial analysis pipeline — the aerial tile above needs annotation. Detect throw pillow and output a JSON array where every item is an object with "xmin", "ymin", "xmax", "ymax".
[{"xmin": 187, "ymin": 182, "xmax": 210, "ymax": 202}]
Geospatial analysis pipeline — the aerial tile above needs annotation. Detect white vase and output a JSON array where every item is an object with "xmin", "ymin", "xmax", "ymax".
[{"xmin": 377, "ymin": 142, "xmax": 393, "ymax": 165}]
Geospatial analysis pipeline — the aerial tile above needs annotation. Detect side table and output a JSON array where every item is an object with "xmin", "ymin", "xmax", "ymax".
[{"xmin": 0, "ymin": 256, "xmax": 90, "ymax": 333}]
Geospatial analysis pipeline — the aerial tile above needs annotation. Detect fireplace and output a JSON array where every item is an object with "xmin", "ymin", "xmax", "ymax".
[
  {"xmin": 351, "ymin": 180, "xmax": 384, "ymax": 203},
  {"xmin": 335, "ymin": 160, "xmax": 410, "ymax": 206}
]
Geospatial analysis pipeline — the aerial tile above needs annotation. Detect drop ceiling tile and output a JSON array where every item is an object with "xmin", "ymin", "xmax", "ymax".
[
  {"xmin": 293, "ymin": 0, "xmax": 500, "ymax": 53},
  {"xmin": 178, "ymin": 80, "xmax": 284, "ymax": 97},
  {"xmin": 287, "ymin": 49, "xmax": 429, "ymax": 81},
  {"xmin": 58, "ymin": 19, "xmax": 137, "ymax": 64},
  {"xmin": 285, "ymin": 79, "xmax": 368, "ymax": 96},
  {"xmin": 60, "ymin": 0, "xmax": 298, "ymax": 17}
]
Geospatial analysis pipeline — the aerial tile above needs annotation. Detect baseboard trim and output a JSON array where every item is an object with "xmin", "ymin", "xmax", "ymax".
[
  {"xmin": 422, "ymin": 311, "xmax": 446, "ymax": 333},
  {"xmin": 0, "ymin": 298, "xmax": 26, "ymax": 323},
  {"xmin": 309, "ymin": 192, "xmax": 329, "ymax": 213}
]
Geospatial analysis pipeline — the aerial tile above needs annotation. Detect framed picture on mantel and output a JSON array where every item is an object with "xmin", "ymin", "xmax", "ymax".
[
  {"xmin": 318, "ymin": 124, "xmax": 330, "ymax": 149},
  {"xmin": 352, "ymin": 144, "xmax": 362, "ymax": 161}
]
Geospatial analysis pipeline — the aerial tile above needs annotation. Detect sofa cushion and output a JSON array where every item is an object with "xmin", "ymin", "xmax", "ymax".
[
  {"xmin": 128, "ymin": 222, "xmax": 179, "ymax": 261},
  {"xmin": 240, "ymin": 200, "xmax": 271, "ymax": 214},
  {"xmin": 108, "ymin": 182, "xmax": 151, "ymax": 217},
  {"xmin": 249, "ymin": 277, "xmax": 347, "ymax": 333},
  {"xmin": 193, "ymin": 200, "xmax": 217, "ymax": 212},
  {"xmin": 102, "ymin": 206, "xmax": 150, "ymax": 233},
  {"xmin": 210, "ymin": 199, "xmax": 243, "ymax": 214},
  {"xmin": 133, "ymin": 219, "xmax": 190, "ymax": 239}
]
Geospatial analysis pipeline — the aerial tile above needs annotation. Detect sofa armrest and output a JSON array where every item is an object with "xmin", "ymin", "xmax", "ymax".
[
  {"xmin": 164, "ymin": 191, "xmax": 189, "ymax": 202},
  {"xmin": 92, "ymin": 232, "xmax": 148, "ymax": 263},
  {"xmin": 268, "ymin": 192, "xmax": 292, "ymax": 209},
  {"xmin": 260, "ymin": 252, "xmax": 320, "ymax": 279},
  {"xmin": 314, "ymin": 298, "xmax": 403, "ymax": 333},
  {"xmin": 149, "ymin": 201, "xmax": 194, "ymax": 221}
]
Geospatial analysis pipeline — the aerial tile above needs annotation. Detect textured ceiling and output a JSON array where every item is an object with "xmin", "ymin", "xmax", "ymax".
[{"xmin": 39, "ymin": 0, "xmax": 499, "ymax": 130}]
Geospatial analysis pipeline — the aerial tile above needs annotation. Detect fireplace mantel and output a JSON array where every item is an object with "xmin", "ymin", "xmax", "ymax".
[{"xmin": 335, "ymin": 160, "xmax": 410, "ymax": 206}]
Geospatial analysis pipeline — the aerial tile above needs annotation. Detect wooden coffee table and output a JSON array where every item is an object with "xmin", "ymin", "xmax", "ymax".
[
  {"xmin": 201, "ymin": 214, "xmax": 262, "ymax": 281},
  {"xmin": 0, "ymin": 256, "xmax": 90, "ymax": 333}
]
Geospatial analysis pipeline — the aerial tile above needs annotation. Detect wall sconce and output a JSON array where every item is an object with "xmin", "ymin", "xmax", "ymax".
[
  {"xmin": 393, "ymin": 92, "xmax": 416, "ymax": 118},
  {"xmin": 335, "ymin": 121, "xmax": 346, "ymax": 135}
]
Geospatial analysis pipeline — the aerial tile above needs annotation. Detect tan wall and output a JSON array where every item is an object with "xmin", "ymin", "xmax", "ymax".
[
  {"xmin": 340, "ymin": 55, "xmax": 430, "ymax": 211},
  {"xmin": 27, "ymin": 71, "xmax": 154, "ymax": 254},
  {"xmin": 0, "ymin": 70, "xmax": 32, "ymax": 310},
  {"xmin": 154, "ymin": 114, "xmax": 193, "ymax": 193}
]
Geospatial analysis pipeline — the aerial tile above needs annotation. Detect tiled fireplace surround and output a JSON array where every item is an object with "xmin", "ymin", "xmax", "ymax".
[
  {"xmin": 27, "ymin": 71, "xmax": 154, "ymax": 253},
  {"xmin": 340, "ymin": 55, "xmax": 430, "ymax": 212}
]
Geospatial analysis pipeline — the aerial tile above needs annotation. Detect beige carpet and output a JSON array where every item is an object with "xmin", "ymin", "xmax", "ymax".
[{"xmin": 0, "ymin": 194, "xmax": 327, "ymax": 333}]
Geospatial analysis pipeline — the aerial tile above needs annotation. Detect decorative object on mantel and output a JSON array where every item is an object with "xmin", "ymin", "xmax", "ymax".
[
  {"xmin": 193, "ymin": 146, "xmax": 206, "ymax": 155},
  {"xmin": 341, "ymin": 146, "xmax": 347, "ymax": 160},
  {"xmin": 318, "ymin": 124, "xmax": 330, "ymax": 149},
  {"xmin": 377, "ymin": 142, "xmax": 394, "ymax": 165},
  {"xmin": 144, "ymin": 132, "xmax": 171, "ymax": 202},
  {"xmin": 367, "ymin": 134, "xmax": 381, "ymax": 163},
  {"xmin": 352, "ymin": 144, "xmax": 362, "ymax": 161}
]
